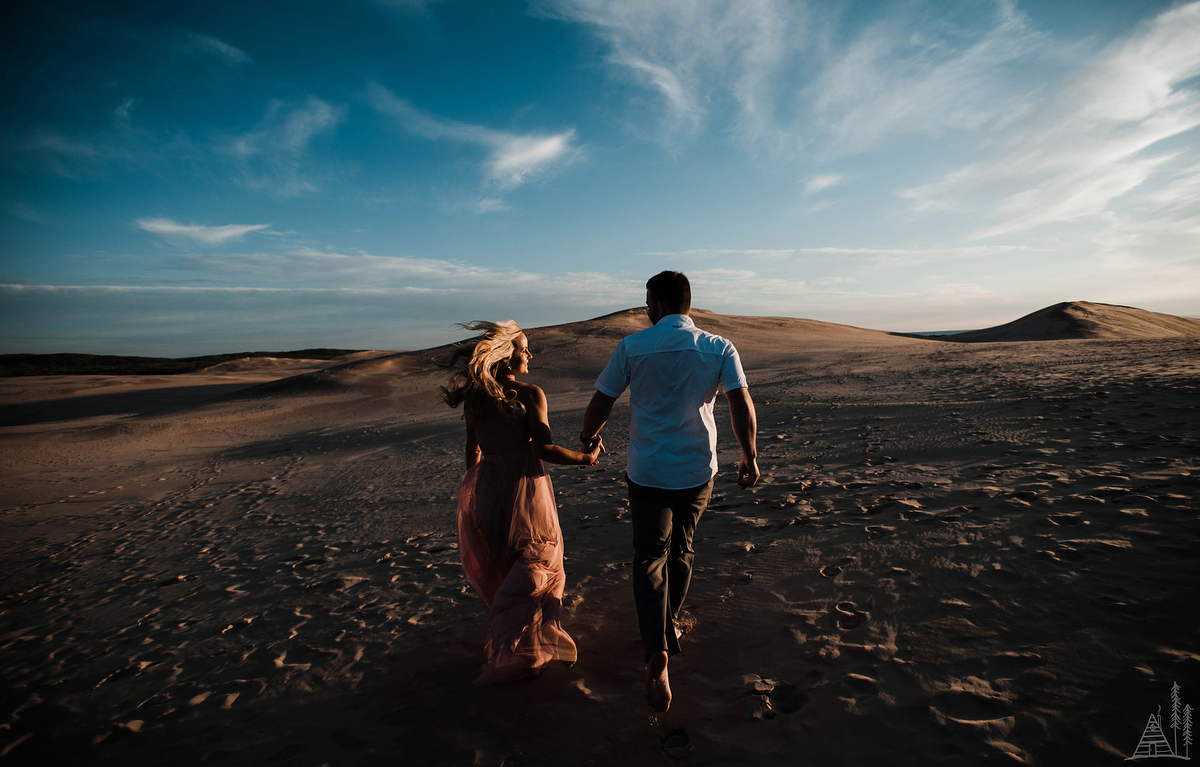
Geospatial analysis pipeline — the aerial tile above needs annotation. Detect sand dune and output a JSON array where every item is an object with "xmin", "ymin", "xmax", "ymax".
[
  {"xmin": 1, "ymin": 304, "xmax": 1198, "ymax": 765},
  {"xmin": 242, "ymin": 307, "xmax": 923, "ymax": 402},
  {"xmin": 198, "ymin": 356, "xmax": 343, "ymax": 374},
  {"xmin": 938, "ymin": 301, "xmax": 1200, "ymax": 342}
]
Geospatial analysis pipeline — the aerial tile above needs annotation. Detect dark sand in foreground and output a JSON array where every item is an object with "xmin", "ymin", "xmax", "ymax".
[{"xmin": 2, "ymin": 306, "xmax": 1198, "ymax": 765}]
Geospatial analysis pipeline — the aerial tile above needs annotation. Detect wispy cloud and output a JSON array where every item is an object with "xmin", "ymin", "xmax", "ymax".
[
  {"xmin": 641, "ymin": 248, "xmax": 794, "ymax": 259},
  {"xmin": 809, "ymin": 0, "xmax": 1044, "ymax": 158},
  {"xmin": 5, "ymin": 202, "xmax": 50, "ymax": 223},
  {"xmin": 1142, "ymin": 161, "xmax": 1200, "ymax": 219},
  {"xmin": 227, "ymin": 96, "xmax": 345, "ymax": 196},
  {"xmin": 803, "ymin": 174, "xmax": 843, "ymax": 194},
  {"xmin": 368, "ymin": 84, "xmax": 579, "ymax": 189},
  {"xmin": 372, "ymin": 0, "xmax": 445, "ymax": 12},
  {"xmin": 185, "ymin": 32, "xmax": 251, "ymax": 65},
  {"xmin": 232, "ymin": 97, "xmax": 343, "ymax": 157},
  {"xmin": 2, "ymin": 283, "xmax": 315, "ymax": 294},
  {"xmin": 538, "ymin": 0, "xmax": 798, "ymax": 151},
  {"xmin": 17, "ymin": 131, "xmax": 110, "ymax": 178},
  {"xmin": 136, "ymin": 218, "xmax": 270, "ymax": 244},
  {"xmin": 796, "ymin": 244, "xmax": 1035, "ymax": 268},
  {"xmin": 113, "ymin": 97, "xmax": 137, "ymax": 129},
  {"xmin": 639, "ymin": 244, "xmax": 1036, "ymax": 268},
  {"xmin": 166, "ymin": 247, "xmax": 609, "ymax": 293},
  {"xmin": 475, "ymin": 198, "xmax": 507, "ymax": 214},
  {"xmin": 902, "ymin": 2, "xmax": 1200, "ymax": 239}
]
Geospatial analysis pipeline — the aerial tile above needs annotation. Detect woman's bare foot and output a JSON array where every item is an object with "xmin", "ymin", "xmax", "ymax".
[{"xmin": 646, "ymin": 651, "xmax": 671, "ymax": 712}]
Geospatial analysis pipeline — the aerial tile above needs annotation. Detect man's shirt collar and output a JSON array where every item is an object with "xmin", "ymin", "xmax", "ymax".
[{"xmin": 654, "ymin": 313, "xmax": 694, "ymax": 329}]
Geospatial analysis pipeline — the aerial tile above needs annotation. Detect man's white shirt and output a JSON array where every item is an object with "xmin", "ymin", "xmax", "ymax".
[{"xmin": 594, "ymin": 314, "xmax": 748, "ymax": 489}]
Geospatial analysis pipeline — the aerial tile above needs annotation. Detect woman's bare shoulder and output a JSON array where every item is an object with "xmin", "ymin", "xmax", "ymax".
[{"xmin": 507, "ymin": 380, "xmax": 545, "ymax": 404}]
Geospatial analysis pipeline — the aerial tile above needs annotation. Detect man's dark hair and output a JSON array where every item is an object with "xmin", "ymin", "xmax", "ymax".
[{"xmin": 646, "ymin": 270, "xmax": 691, "ymax": 314}]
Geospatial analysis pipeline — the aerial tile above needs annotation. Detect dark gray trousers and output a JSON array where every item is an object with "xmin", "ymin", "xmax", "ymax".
[{"xmin": 627, "ymin": 475, "xmax": 714, "ymax": 663}]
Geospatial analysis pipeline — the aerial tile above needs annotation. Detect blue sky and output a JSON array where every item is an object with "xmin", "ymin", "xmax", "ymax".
[{"xmin": 2, "ymin": 0, "xmax": 1198, "ymax": 355}]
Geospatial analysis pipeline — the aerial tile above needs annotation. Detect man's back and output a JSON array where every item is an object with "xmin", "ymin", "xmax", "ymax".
[{"xmin": 595, "ymin": 314, "xmax": 746, "ymax": 489}]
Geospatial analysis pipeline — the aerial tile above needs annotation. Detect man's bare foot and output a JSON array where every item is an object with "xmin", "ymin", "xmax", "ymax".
[{"xmin": 646, "ymin": 651, "xmax": 671, "ymax": 712}]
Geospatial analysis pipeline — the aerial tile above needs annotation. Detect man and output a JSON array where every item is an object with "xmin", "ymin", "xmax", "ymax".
[{"xmin": 580, "ymin": 270, "xmax": 759, "ymax": 712}]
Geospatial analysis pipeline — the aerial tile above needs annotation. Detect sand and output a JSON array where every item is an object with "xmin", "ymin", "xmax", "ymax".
[
  {"xmin": 935, "ymin": 301, "xmax": 1200, "ymax": 343},
  {"xmin": 1, "ymin": 304, "xmax": 1198, "ymax": 765}
]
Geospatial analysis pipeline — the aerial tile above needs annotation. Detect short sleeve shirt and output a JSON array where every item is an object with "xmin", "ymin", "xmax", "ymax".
[{"xmin": 594, "ymin": 314, "xmax": 748, "ymax": 489}]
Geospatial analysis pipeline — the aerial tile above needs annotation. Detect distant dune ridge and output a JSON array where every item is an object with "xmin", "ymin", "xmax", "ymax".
[
  {"xmin": 240, "ymin": 301, "xmax": 1200, "ymax": 400},
  {"xmin": 1, "ymin": 302, "xmax": 1195, "ymax": 380},
  {"xmin": 0, "ymin": 348, "xmax": 364, "ymax": 377},
  {"xmin": 4, "ymin": 302, "xmax": 1198, "ymax": 378},
  {"xmin": 233, "ymin": 306, "xmax": 920, "ymax": 400},
  {"xmin": 929, "ymin": 301, "xmax": 1200, "ymax": 343}
]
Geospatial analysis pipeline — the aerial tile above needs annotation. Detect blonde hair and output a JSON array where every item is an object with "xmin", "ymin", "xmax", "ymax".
[{"xmin": 441, "ymin": 320, "xmax": 525, "ymax": 418}]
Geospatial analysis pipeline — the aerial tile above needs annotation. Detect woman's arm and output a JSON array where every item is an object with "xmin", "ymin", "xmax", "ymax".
[
  {"xmin": 464, "ymin": 416, "xmax": 481, "ymax": 469},
  {"xmin": 524, "ymin": 385, "xmax": 603, "ymax": 466}
]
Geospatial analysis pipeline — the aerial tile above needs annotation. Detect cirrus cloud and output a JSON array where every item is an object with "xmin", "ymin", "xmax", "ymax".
[
  {"xmin": 226, "ymin": 96, "xmax": 346, "ymax": 196},
  {"xmin": 901, "ymin": 1, "xmax": 1200, "ymax": 239},
  {"xmin": 367, "ymin": 83, "xmax": 580, "ymax": 189},
  {"xmin": 184, "ymin": 32, "xmax": 251, "ymax": 65},
  {"xmin": 136, "ymin": 218, "xmax": 270, "ymax": 244}
]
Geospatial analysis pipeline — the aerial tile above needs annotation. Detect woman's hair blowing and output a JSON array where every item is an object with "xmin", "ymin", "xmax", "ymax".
[{"xmin": 441, "ymin": 320, "xmax": 524, "ymax": 415}]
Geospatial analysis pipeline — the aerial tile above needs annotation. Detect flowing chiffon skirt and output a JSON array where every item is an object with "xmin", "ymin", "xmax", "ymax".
[{"xmin": 457, "ymin": 446, "xmax": 577, "ymax": 685}]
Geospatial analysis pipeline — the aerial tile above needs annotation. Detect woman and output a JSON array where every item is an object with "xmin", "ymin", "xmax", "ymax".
[{"xmin": 442, "ymin": 320, "xmax": 603, "ymax": 685}]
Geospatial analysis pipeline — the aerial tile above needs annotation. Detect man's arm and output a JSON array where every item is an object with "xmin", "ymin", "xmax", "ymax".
[
  {"xmin": 581, "ymin": 390, "xmax": 617, "ymax": 449},
  {"xmin": 725, "ymin": 386, "xmax": 759, "ymax": 489}
]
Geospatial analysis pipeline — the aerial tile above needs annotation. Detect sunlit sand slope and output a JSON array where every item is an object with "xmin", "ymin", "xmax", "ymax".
[{"xmin": 946, "ymin": 301, "xmax": 1200, "ymax": 342}]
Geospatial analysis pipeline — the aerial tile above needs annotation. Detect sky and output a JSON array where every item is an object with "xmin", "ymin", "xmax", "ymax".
[{"xmin": 1, "ymin": 0, "xmax": 1198, "ymax": 356}]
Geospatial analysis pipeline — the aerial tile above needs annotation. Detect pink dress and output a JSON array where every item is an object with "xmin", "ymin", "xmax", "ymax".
[{"xmin": 457, "ymin": 444, "xmax": 578, "ymax": 684}]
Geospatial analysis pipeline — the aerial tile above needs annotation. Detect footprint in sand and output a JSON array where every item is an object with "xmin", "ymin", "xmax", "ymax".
[
  {"xmin": 1057, "ymin": 546, "xmax": 1087, "ymax": 563},
  {"xmin": 833, "ymin": 601, "xmax": 866, "ymax": 630},
  {"xmin": 730, "ymin": 678, "xmax": 778, "ymax": 721},
  {"xmin": 1043, "ymin": 512, "xmax": 1085, "ymax": 526},
  {"xmin": 932, "ymin": 505, "xmax": 978, "ymax": 523},
  {"xmin": 857, "ymin": 503, "xmax": 888, "ymax": 516},
  {"xmin": 865, "ymin": 525, "xmax": 894, "ymax": 539},
  {"xmin": 158, "ymin": 574, "xmax": 198, "ymax": 587},
  {"xmin": 721, "ymin": 542, "xmax": 756, "ymax": 555},
  {"xmin": 1095, "ymin": 596, "xmax": 1151, "ymax": 617},
  {"xmin": 1091, "ymin": 485, "xmax": 1132, "ymax": 498},
  {"xmin": 930, "ymin": 685, "xmax": 1014, "ymax": 724},
  {"xmin": 289, "ymin": 556, "xmax": 327, "ymax": 569},
  {"xmin": 987, "ymin": 650, "xmax": 1043, "ymax": 676},
  {"xmin": 660, "ymin": 727, "xmax": 692, "ymax": 759},
  {"xmin": 327, "ymin": 575, "xmax": 367, "ymax": 591},
  {"xmin": 842, "ymin": 673, "xmax": 879, "ymax": 697},
  {"xmin": 769, "ymin": 683, "xmax": 809, "ymax": 714},
  {"xmin": 820, "ymin": 556, "xmax": 857, "ymax": 578},
  {"xmin": 221, "ymin": 617, "xmax": 253, "ymax": 634}
]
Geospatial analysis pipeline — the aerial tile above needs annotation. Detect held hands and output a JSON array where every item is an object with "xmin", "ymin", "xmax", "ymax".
[
  {"xmin": 583, "ymin": 434, "xmax": 606, "ymax": 466},
  {"xmin": 737, "ymin": 454, "xmax": 760, "ymax": 489}
]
